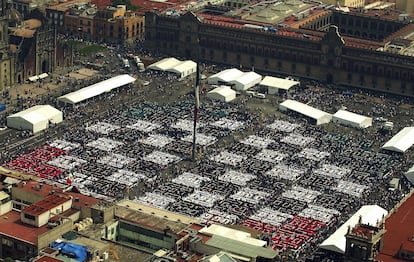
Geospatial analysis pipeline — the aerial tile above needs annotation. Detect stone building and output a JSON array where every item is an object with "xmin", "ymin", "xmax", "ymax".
[
  {"xmin": 0, "ymin": 0, "xmax": 71, "ymax": 93},
  {"xmin": 344, "ymin": 221, "xmax": 385, "ymax": 262},
  {"xmin": 144, "ymin": 4, "xmax": 414, "ymax": 97},
  {"xmin": 46, "ymin": 3, "xmax": 145, "ymax": 44},
  {"xmin": 0, "ymin": 4, "xmax": 18, "ymax": 93}
]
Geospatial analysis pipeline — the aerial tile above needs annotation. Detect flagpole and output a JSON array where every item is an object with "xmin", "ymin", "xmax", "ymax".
[{"xmin": 192, "ymin": 63, "xmax": 200, "ymax": 161}]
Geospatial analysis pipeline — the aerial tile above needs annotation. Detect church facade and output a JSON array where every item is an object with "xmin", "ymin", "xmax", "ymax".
[{"xmin": 0, "ymin": 0, "xmax": 71, "ymax": 93}]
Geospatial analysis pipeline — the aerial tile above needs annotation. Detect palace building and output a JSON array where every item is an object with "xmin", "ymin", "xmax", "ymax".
[{"xmin": 144, "ymin": 0, "xmax": 414, "ymax": 97}]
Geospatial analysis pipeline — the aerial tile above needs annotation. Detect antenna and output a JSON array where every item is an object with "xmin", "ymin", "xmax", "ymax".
[{"xmin": 192, "ymin": 63, "xmax": 200, "ymax": 161}]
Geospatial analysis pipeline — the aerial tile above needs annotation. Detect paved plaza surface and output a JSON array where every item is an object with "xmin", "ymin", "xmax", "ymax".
[{"xmin": 1, "ymin": 47, "xmax": 414, "ymax": 260}]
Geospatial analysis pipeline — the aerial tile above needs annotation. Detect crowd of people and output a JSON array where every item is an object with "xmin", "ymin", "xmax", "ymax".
[{"xmin": 1, "ymin": 45, "xmax": 413, "ymax": 261}]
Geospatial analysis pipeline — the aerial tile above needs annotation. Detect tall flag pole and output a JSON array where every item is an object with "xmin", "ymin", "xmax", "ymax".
[
  {"xmin": 67, "ymin": 169, "xmax": 74, "ymax": 185},
  {"xmin": 192, "ymin": 63, "xmax": 200, "ymax": 161}
]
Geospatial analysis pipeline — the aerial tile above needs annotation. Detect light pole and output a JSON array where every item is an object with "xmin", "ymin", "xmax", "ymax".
[{"xmin": 192, "ymin": 63, "xmax": 200, "ymax": 161}]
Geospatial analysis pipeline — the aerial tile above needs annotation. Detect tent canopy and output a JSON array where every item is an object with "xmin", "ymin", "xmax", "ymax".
[
  {"xmin": 260, "ymin": 76, "xmax": 299, "ymax": 92},
  {"xmin": 320, "ymin": 205, "xmax": 388, "ymax": 254},
  {"xmin": 166, "ymin": 60, "xmax": 197, "ymax": 77},
  {"xmin": 28, "ymin": 73, "xmax": 48, "ymax": 82},
  {"xmin": 382, "ymin": 127, "xmax": 414, "ymax": 153},
  {"xmin": 148, "ymin": 58, "xmax": 197, "ymax": 78},
  {"xmin": 231, "ymin": 72, "xmax": 262, "ymax": 91},
  {"xmin": 207, "ymin": 86, "xmax": 236, "ymax": 102},
  {"xmin": 279, "ymin": 99, "xmax": 332, "ymax": 125},
  {"xmin": 405, "ymin": 165, "xmax": 414, "ymax": 185},
  {"xmin": 7, "ymin": 105, "xmax": 63, "ymax": 133},
  {"xmin": 148, "ymin": 57, "xmax": 181, "ymax": 71},
  {"xmin": 57, "ymin": 74, "xmax": 136, "ymax": 105},
  {"xmin": 333, "ymin": 110, "xmax": 372, "ymax": 129},
  {"xmin": 207, "ymin": 69, "xmax": 244, "ymax": 85}
]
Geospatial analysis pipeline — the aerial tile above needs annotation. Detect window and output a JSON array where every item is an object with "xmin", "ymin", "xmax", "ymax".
[
  {"xmin": 16, "ymin": 243, "xmax": 25, "ymax": 252},
  {"xmin": 2, "ymin": 238, "xmax": 13, "ymax": 247},
  {"xmin": 24, "ymin": 213, "xmax": 35, "ymax": 220}
]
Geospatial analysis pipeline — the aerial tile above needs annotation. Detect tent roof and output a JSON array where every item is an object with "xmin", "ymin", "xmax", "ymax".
[
  {"xmin": 382, "ymin": 127, "xmax": 414, "ymax": 153},
  {"xmin": 208, "ymin": 86, "xmax": 236, "ymax": 99},
  {"xmin": 333, "ymin": 110, "xmax": 372, "ymax": 125},
  {"xmin": 7, "ymin": 105, "xmax": 61, "ymax": 124},
  {"xmin": 279, "ymin": 99, "xmax": 331, "ymax": 120},
  {"xmin": 199, "ymin": 251, "xmax": 238, "ymax": 262},
  {"xmin": 148, "ymin": 57, "xmax": 181, "ymax": 71},
  {"xmin": 231, "ymin": 72, "xmax": 262, "ymax": 86},
  {"xmin": 405, "ymin": 165, "xmax": 414, "ymax": 186},
  {"xmin": 57, "ymin": 74, "xmax": 136, "ymax": 105},
  {"xmin": 260, "ymin": 76, "xmax": 299, "ymax": 90},
  {"xmin": 206, "ymin": 235, "xmax": 277, "ymax": 259},
  {"xmin": 166, "ymin": 60, "xmax": 197, "ymax": 74},
  {"xmin": 208, "ymin": 69, "xmax": 244, "ymax": 83},
  {"xmin": 320, "ymin": 205, "xmax": 388, "ymax": 254}
]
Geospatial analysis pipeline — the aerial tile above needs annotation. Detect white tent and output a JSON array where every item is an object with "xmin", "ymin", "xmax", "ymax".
[
  {"xmin": 332, "ymin": 110, "xmax": 372, "ymax": 129},
  {"xmin": 319, "ymin": 205, "xmax": 387, "ymax": 254},
  {"xmin": 231, "ymin": 72, "xmax": 262, "ymax": 91},
  {"xmin": 207, "ymin": 69, "xmax": 244, "ymax": 85},
  {"xmin": 148, "ymin": 58, "xmax": 197, "ymax": 79},
  {"xmin": 148, "ymin": 57, "xmax": 181, "ymax": 71},
  {"xmin": 38, "ymin": 73, "xmax": 48, "ymax": 79},
  {"xmin": 7, "ymin": 105, "xmax": 63, "ymax": 133},
  {"xmin": 279, "ymin": 99, "xmax": 332, "ymax": 125},
  {"xmin": 166, "ymin": 60, "xmax": 197, "ymax": 79},
  {"xmin": 260, "ymin": 76, "xmax": 299, "ymax": 94},
  {"xmin": 28, "ymin": 73, "xmax": 48, "ymax": 82},
  {"xmin": 382, "ymin": 127, "xmax": 414, "ymax": 153},
  {"xmin": 57, "ymin": 74, "xmax": 136, "ymax": 105},
  {"xmin": 404, "ymin": 165, "xmax": 414, "ymax": 185},
  {"xmin": 207, "ymin": 86, "xmax": 236, "ymax": 102}
]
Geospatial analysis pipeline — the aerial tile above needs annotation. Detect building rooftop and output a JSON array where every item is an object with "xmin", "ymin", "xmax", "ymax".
[
  {"xmin": 16, "ymin": 180, "xmax": 102, "ymax": 209},
  {"xmin": 116, "ymin": 200, "xmax": 197, "ymax": 233},
  {"xmin": 22, "ymin": 194, "xmax": 71, "ymax": 216},
  {"xmin": 12, "ymin": 28, "xmax": 36, "ymax": 38},
  {"xmin": 135, "ymin": 0, "xmax": 184, "ymax": 14},
  {"xmin": 375, "ymin": 190, "xmax": 414, "ymax": 261},
  {"xmin": 205, "ymin": 235, "xmax": 278, "ymax": 259},
  {"xmin": 199, "ymin": 224, "xmax": 266, "ymax": 247},
  {"xmin": 66, "ymin": 190, "xmax": 102, "ymax": 209},
  {"xmin": 16, "ymin": 180, "xmax": 64, "ymax": 197},
  {"xmin": 0, "ymin": 166, "xmax": 41, "ymax": 181},
  {"xmin": 0, "ymin": 210, "xmax": 49, "ymax": 245},
  {"xmin": 347, "ymin": 7, "xmax": 408, "ymax": 21},
  {"xmin": 33, "ymin": 255, "xmax": 64, "ymax": 262},
  {"xmin": 47, "ymin": 0, "xmax": 91, "ymax": 12},
  {"xmin": 68, "ymin": 235, "xmax": 109, "ymax": 253},
  {"xmin": 350, "ymin": 224, "xmax": 380, "ymax": 239}
]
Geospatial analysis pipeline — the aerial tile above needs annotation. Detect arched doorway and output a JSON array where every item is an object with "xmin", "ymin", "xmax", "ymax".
[
  {"xmin": 41, "ymin": 60, "xmax": 48, "ymax": 73},
  {"xmin": 326, "ymin": 73, "xmax": 333, "ymax": 84}
]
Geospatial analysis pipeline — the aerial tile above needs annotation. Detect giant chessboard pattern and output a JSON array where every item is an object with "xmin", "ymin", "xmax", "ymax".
[{"xmin": 2, "ymin": 101, "xmax": 403, "ymax": 252}]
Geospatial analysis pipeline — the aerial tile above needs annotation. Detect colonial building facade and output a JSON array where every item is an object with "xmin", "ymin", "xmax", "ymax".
[
  {"xmin": 0, "ymin": 0, "xmax": 71, "ymax": 92},
  {"xmin": 145, "ymin": 10, "xmax": 414, "ymax": 97}
]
